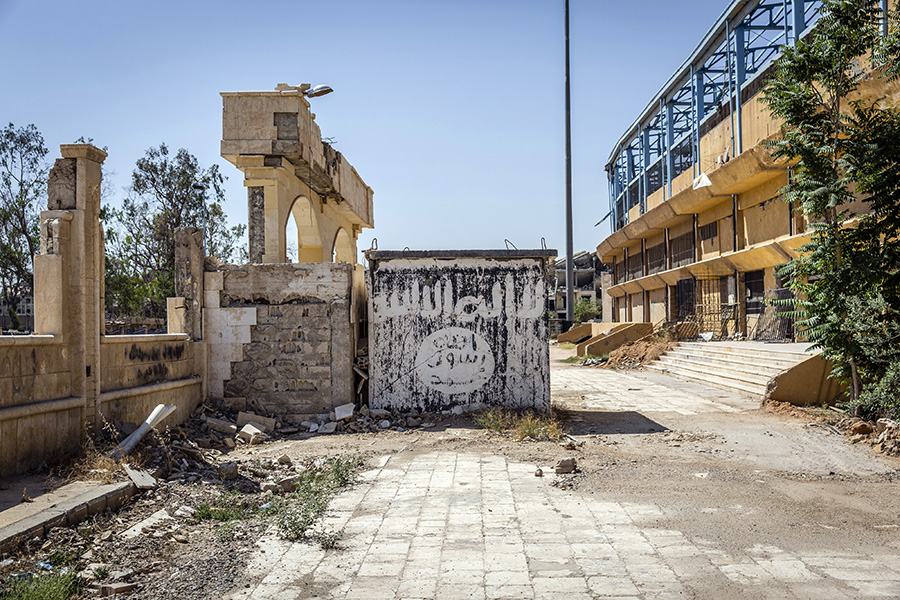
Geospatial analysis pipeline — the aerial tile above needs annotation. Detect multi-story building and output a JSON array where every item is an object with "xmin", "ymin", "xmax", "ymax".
[
  {"xmin": 596, "ymin": 0, "xmax": 892, "ymax": 340},
  {"xmin": 551, "ymin": 251, "xmax": 606, "ymax": 318}
]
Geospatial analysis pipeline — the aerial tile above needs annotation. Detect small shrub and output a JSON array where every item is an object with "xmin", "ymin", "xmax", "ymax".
[{"xmin": 314, "ymin": 527, "xmax": 344, "ymax": 550}]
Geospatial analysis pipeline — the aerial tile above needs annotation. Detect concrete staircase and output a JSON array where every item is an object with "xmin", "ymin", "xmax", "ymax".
[{"xmin": 646, "ymin": 341, "xmax": 814, "ymax": 397}]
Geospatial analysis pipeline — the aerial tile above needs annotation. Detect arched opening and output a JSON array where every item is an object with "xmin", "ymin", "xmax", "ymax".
[
  {"xmin": 285, "ymin": 195, "xmax": 323, "ymax": 262},
  {"xmin": 332, "ymin": 227, "xmax": 354, "ymax": 264}
]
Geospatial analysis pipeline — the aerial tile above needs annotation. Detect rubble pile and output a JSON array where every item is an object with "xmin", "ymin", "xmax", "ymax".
[{"xmin": 843, "ymin": 417, "xmax": 900, "ymax": 456}]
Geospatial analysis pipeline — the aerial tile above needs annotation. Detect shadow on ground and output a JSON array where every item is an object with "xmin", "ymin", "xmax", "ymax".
[{"xmin": 561, "ymin": 409, "xmax": 669, "ymax": 435}]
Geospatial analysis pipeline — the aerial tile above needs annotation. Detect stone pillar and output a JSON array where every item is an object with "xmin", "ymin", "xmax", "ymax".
[
  {"xmin": 34, "ymin": 144, "xmax": 107, "ymax": 427},
  {"xmin": 600, "ymin": 271, "xmax": 613, "ymax": 323},
  {"xmin": 247, "ymin": 186, "xmax": 265, "ymax": 263},
  {"xmin": 174, "ymin": 227, "xmax": 205, "ymax": 340}
]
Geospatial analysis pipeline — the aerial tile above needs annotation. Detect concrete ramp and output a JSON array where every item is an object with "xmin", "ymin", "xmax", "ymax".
[
  {"xmin": 559, "ymin": 322, "xmax": 626, "ymax": 345},
  {"xmin": 577, "ymin": 323, "xmax": 653, "ymax": 357}
]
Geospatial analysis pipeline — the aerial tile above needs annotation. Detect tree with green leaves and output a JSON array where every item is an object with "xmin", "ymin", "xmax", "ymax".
[
  {"xmin": 763, "ymin": 0, "xmax": 900, "ymax": 417},
  {"xmin": 104, "ymin": 143, "xmax": 246, "ymax": 319},
  {"xmin": 0, "ymin": 123, "xmax": 48, "ymax": 330},
  {"xmin": 573, "ymin": 297, "xmax": 601, "ymax": 323}
]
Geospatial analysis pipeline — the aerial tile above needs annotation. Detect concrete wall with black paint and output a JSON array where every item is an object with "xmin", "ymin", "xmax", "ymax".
[{"xmin": 366, "ymin": 250, "xmax": 556, "ymax": 414}]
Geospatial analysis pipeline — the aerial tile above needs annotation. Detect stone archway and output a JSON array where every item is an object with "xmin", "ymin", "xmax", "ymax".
[
  {"xmin": 332, "ymin": 227, "xmax": 354, "ymax": 264},
  {"xmin": 286, "ymin": 195, "xmax": 323, "ymax": 262}
]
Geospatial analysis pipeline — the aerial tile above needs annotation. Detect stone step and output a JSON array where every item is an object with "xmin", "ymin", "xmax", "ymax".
[
  {"xmin": 655, "ymin": 355, "xmax": 775, "ymax": 386},
  {"xmin": 664, "ymin": 348, "xmax": 798, "ymax": 372},
  {"xmin": 677, "ymin": 342, "xmax": 812, "ymax": 362},
  {"xmin": 646, "ymin": 362, "xmax": 768, "ymax": 397}
]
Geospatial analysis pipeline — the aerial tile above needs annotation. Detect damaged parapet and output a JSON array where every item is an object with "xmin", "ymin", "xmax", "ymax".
[
  {"xmin": 366, "ymin": 249, "xmax": 557, "ymax": 414},
  {"xmin": 221, "ymin": 84, "xmax": 374, "ymax": 264}
]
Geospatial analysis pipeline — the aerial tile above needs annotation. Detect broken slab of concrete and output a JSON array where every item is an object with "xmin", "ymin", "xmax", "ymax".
[
  {"xmin": 237, "ymin": 412, "xmax": 276, "ymax": 432},
  {"xmin": 122, "ymin": 464, "xmax": 157, "ymax": 490},
  {"xmin": 237, "ymin": 423, "xmax": 266, "ymax": 444},
  {"xmin": 206, "ymin": 416, "xmax": 238, "ymax": 435}
]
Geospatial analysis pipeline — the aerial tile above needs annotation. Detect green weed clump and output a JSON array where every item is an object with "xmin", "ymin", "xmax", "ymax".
[
  {"xmin": 269, "ymin": 455, "xmax": 362, "ymax": 548},
  {"xmin": 474, "ymin": 407, "xmax": 566, "ymax": 442},
  {"xmin": 1, "ymin": 572, "xmax": 80, "ymax": 600},
  {"xmin": 196, "ymin": 490, "xmax": 258, "ymax": 522}
]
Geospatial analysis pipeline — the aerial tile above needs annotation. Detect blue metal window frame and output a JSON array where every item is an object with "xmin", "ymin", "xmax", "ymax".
[{"xmin": 605, "ymin": 0, "xmax": 845, "ymax": 233}]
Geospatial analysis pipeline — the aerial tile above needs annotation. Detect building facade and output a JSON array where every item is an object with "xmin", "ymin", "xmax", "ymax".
[{"xmin": 597, "ymin": 0, "xmax": 895, "ymax": 340}]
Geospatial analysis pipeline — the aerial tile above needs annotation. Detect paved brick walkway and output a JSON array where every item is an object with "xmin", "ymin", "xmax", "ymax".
[
  {"xmin": 551, "ymin": 368, "xmax": 751, "ymax": 415},
  {"xmin": 228, "ymin": 451, "xmax": 900, "ymax": 599}
]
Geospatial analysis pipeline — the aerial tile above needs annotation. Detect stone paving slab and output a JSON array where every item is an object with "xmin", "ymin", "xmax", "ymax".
[
  {"xmin": 0, "ymin": 480, "xmax": 135, "ymax": 555},
  {"xmin": 551, "ymin": 368, "xmax": 755, "ymax": 415},
  {"xmin": 227, "ymin": 452, "xmax": 900, "ymax": 599}
]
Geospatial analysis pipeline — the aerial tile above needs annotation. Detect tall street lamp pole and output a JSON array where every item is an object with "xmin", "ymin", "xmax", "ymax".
[{"xmin": 564, "ymin": 0, "xmax": 575, "ymax": 324}]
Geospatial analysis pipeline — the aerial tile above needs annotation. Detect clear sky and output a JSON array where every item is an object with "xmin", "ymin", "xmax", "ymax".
[{"xmin": 0, "ymin": 0, "xmax": 725, "ymax": 262}]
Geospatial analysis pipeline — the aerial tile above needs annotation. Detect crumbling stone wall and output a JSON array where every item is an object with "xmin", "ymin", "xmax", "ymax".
[
  {"xmin": 204, "ymin": 262, "xmax": 354, "ymax": 422},
  {"xmin": 366, "ymin": 250, "xmax": 556, "ymax": 414}
]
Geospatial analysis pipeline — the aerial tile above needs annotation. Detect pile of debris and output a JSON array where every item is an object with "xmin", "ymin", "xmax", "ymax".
[
  {"xmin": 188, "ymin": 402, "xmax": 439, "ymax": 449},
  {"xmin": 605, "ymin": 338, "xmax": 674, "ymax": 369},
  {"xmin": 844, "ymin": 417, "xmax": 900, "ymax": 455}
]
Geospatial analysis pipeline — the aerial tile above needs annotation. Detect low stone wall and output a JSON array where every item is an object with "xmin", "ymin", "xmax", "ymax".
[
  {"xmin": 0, "ymin": 335, "xmax": 72, "ymax": 407},
  {"xmin": 204, "ymin": 262, "xmax": 355, "ymax": 421},
  {"xmin": 0, "ymin": 335, "xmax": 81, "ymax": 476},
  {"xmin": 100, "ymin": 334, "xmax": 197, "ymax": 392}
]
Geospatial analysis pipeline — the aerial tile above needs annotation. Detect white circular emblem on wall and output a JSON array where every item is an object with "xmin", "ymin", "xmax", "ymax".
[{"xmin": 415, "ymin": 327, "xmax": 495, "ymax": 394}]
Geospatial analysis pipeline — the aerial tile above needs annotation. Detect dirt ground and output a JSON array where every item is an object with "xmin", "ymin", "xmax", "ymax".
[{"xmin": 1, "ymin": 345, "xmax": 899, "ymax": 598}]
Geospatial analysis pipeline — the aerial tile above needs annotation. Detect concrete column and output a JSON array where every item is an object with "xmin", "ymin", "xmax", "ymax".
[
  {"xmin": 262, "ymin": 180, "xmax": 288, "ymax": 263},
  {"xmin": 35, "ymin": 144, "xmax": 107, "ymax": 428},
  {"xmin": 174, "ymin": 227, "xmax": 205, "ymax": 341}
]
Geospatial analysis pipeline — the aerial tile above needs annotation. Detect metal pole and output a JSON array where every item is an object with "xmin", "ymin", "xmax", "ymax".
[{"xmin": 564, "ymin": 0, "xmax": 575, "ymax": 323}]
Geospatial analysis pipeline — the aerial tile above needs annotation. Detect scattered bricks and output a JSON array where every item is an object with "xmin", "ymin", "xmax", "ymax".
[
  {"xmin": 237, "ymin": 412, "xmax": 276, "ymax": 432},
  {"xmin": 277, "ymin": 454, "xmax": 293, "ymax": 466},
  {"xmin": 319, "ymin": 422, "xmax": 337, "ymax": 434},
  {"xmin": 219, "ymin": 462, "xmax": 239, "ymax": 480},
  {"xmin": 206, "ymin": 417, "xmax": 238, "ymax": 436},
  {"xmin": 555, "ymin": 457, "xmax": 576, "ymax": 474},
  {"xmin": 334, "ymin": 402, "xmax": 355, "ymax": 421},
  {"xmin": 101, "ymin": 582, "xmax": 138, "ymax": 596},
  {"xmin": 849, "ymin": 421, "xmax": 874, "ymax": 436},
  {"xmin": 237, "ymin": 423, "xmax": 266, "ymax": 444}
]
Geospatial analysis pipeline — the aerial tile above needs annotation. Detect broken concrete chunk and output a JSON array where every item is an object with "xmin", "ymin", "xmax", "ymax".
[
  {"xmin": 173, "ymin": 505, "xmax": 196, "ymax": 518},
  {"xmin": 378, "ymin": 419, "xmax": 391, "ymax": 429},
  {"xmin": 555, "ymin": 457, "xmax": 576, "ymax": 474},
  {"xmin": 359, "ymin": 406, "xmax": 370, "ymax": 417},
  {"xmin": 123, "ymin": 464, "xmax": 157, "ymax": 490},
  {"xmin": 237, "ymin": 423, "xmax": 266, "ymax": 444},
  {"xmin": 369, "ymin": 408, "xmax": 390, "ymax": 418},
  {"xmin": 206, "ymin": 417, "xmax": 238, "ymax": 435},
  {"xmin": 237, "ymin": 412, "xmax": 276, "ymax": 432},
  {"xmin": 224, "ymin": 437, "xmax": 236, "ymax": 448},
  {"xmin": 277, "ymin": 454, "xmax": 293, "ymax": 466},
  {"xmin": 334, "ymin": 402, "xmax": 355, "ymax": 421},
  {"xmin": 101, "ymin": 582, "xmax": 138, "ymax": 597},
  {"xmin": 260, "ymin": 480, "xmax": 279, "ymax": 493},
  {"xmin": 277, "ymin": 476, "xmax": 298, "ymax": 492},
  {"xmin": 319, "ymin": 422, "xmax": 337, "ymax": 434},
  {"xmin": 219, "ymin": 462, "xmax": 239, "ymax": 480}
]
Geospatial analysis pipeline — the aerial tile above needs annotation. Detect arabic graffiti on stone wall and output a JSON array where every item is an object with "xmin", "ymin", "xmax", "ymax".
[{"xmin": 368, "ymin": 257, "xmax": 551, "ymax": 413}]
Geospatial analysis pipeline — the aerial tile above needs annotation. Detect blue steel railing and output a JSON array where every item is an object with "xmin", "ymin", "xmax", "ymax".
[{"xmin": 605, "ymin": 0, "xmax": 847, "ymax": 232}]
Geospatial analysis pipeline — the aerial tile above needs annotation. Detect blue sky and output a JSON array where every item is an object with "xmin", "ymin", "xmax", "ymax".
[{"xmin": 0, "ymin": 0, "xmax": 724, "ymax": 261}]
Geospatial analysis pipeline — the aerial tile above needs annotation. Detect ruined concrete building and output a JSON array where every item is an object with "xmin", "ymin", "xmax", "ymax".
[{"xmin": 0, "ymin": 83, "xmax": 554, "ymax": 477}]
